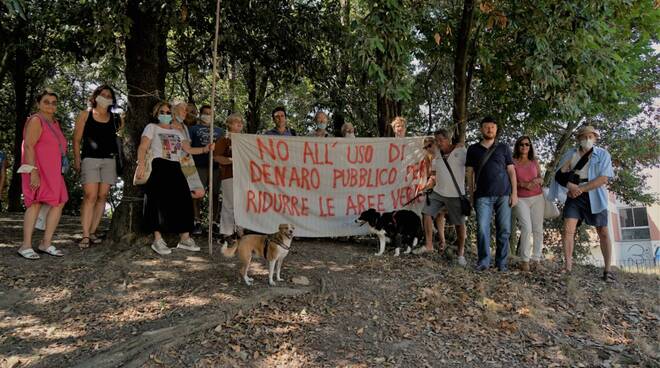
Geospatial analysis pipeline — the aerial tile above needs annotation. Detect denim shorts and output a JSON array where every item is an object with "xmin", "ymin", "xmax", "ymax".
[{"xmin": 563, "ymin": 193, "xmax": 608, "ymax": 227}]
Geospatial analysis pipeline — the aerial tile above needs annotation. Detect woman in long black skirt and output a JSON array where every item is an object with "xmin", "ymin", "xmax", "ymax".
[{"xmin": 135, "ymin": 101, "xmax": 214, "ymax": 255}]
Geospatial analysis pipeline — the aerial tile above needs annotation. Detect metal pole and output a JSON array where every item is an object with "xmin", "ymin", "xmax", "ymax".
[{"xmin": 208, "ymin": 0, "xmax": 221, "ymax": 255}]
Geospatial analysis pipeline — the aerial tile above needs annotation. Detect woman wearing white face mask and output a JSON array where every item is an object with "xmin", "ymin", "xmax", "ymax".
[
  {"xmin": 73, "ymin": 84, "xmax": 124, "ymax": 249},
  {"xmin": 135, "ymin": 101, "xmax": 214, "ymax": 255}
]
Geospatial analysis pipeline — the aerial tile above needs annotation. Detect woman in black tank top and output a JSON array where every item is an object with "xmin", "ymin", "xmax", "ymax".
[{"xmin": 72, "ymin": 84, "xmax": 124, "ymax": 249}]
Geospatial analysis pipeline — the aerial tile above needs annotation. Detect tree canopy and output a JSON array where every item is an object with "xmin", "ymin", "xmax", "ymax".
[{"xmin": 1, "ymin": 0, "xmax": 658, "ymax": 220}]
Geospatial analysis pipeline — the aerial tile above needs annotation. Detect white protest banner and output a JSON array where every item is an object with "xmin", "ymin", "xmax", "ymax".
[{"xmin": 232, "ymin": 134, "xmax": 430, "ymax": 237}]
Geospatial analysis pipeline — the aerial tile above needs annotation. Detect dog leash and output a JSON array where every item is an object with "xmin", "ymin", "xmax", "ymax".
[
  {"xmin": 401, "ymin": 189, "xmax": 433, "ymax": 208},
  {"xmin": 266, "ymin": 235, "xmax": 290, "ymax": 251}
]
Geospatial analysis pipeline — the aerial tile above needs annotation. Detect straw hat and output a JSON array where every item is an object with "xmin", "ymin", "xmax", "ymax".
[{"xmin": 576, "ymin": 125, "xmax": 599, "ymax": 139}]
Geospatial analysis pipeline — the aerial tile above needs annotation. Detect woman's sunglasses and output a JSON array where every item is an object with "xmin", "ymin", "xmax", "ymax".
[
  {"xmin": 159, "ymin": 111, "xmax": 172, "ymax": 115},
  {"xmin": 519, "ymin": 143, "xmax": 531, "ymax": 147}
]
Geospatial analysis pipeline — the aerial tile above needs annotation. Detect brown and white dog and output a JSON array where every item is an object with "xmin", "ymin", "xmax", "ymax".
[{"xmin": 221, "ymin": 224, "xmax": 295, "ymax": 286}]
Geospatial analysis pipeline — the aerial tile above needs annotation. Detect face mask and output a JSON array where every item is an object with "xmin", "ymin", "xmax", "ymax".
[
  {"xmin": 158, "ymin": 114, "xmax": 172, "ymax": 124},
  {"xmin": 345, "ymin": 133, "xmax": 355, "ymax": 138},
  {"xmin": 317, "ymin": 123, "xmax": 327, "ymax": 130},
  {"xmin": 95, "ymin": 95, "xmax": 113, "ymax": 109},
  {"xmin": 175, "ymin": 115, "xmax": 184, "ymax": 123},
  {"xmin": 580, "ymin": 138, "xmax": 594, "ymax": 150},
  {"xmin": 200, "ymin": 114, "xmax": 212, "ymax": 124}
]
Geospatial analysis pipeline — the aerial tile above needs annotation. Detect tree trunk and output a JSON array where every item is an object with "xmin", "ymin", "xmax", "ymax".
[
  {"xmin": 244, "ymin": 61, "xmax": 269, "ymax": 134},
  {"xmin": 245, "ymin": 62, "xmax": 258, "ymax": 133},
  {"xmin": 544, "ymin": 122, "xmax": 579, "ymax": 184},
  {"xmin": 109, "ymin": 1, "xmax": 168, "ymax": 242},
  {"xmin": 451, "ymin": 0, "xmax": 475, "ymax": 144},
  {"xmin": 7, "ymin": 41, "xmax": 29, "ymax": 212},
  {"xmin": 377, "ymin": 95, "xmax": 401, "ymax": 137}
]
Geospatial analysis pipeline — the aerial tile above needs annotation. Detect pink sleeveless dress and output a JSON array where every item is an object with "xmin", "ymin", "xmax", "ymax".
[{"xmin": 21, "ymin": 114, "xmax": 69, "ymax": 207}]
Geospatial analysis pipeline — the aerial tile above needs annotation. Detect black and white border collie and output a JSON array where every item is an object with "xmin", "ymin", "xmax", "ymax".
[{"xmin": 356, "ymin": 208, "xmax": 423, "ymax": 256}]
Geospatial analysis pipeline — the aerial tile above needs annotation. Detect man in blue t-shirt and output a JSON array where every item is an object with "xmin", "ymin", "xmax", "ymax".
[
  {"xmin": 0, "ymin": 150, "xmax": 7, "ymax": 211},
  {"xmin": 466, "ymin": 117, "xmax": 518, "ymax": 271},
  {"xmin": 188, "ymin": 104, "xmax": 224, "ymax": 234}
]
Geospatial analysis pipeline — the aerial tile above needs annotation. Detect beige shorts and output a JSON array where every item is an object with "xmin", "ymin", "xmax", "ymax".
[{"xmin": 81, "ymin": 158, "xmax": 117, "ymax": 185}]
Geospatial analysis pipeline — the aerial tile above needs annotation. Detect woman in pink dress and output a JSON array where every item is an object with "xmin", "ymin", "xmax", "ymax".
[
  {"xmin": 18, "ymin": 90, "xmax": 68, "ymax": 259},
  {"xmin": 512, "ymin": 135, "xmax": 544, "ymax": 272}
]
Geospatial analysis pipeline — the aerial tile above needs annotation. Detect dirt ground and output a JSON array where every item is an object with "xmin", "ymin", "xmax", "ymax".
[{"xmin": 1, "ymin": 214, "xmax": 658, "ymax": 368}]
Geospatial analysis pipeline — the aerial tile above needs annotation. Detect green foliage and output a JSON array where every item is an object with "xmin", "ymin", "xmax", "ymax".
[
  {"xmin": 356, "ymin": 0, "xmax": 415, "ymax": 103},
  {"xmin": 0, "ymin": 0, "xmax": 658, "ymax": 216}
]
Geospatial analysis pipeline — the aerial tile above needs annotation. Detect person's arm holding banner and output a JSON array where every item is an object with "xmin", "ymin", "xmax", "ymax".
[
  {"xmin": 424, "ymin": 171, "xmax": 436, "ymax": 191},
  {"xmin": 182, "ymin": 141, "xmax": 214, "ymax": 156}
]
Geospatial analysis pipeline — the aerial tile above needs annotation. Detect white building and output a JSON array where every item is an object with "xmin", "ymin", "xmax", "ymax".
[{"xmin": 588, "ymin": 168, "xmax": 660, "ymax": 268}]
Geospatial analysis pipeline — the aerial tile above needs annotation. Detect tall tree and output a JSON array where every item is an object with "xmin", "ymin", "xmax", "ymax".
[
  {"xmin": 1, "ymin": 0, "xmax": 110, "ymax": 210},
  {"xmin": 108, "ymin": 1, "xmax": 171, "ymax": 241},
  {"xmin": 357, "ymin": 0, "xmax": 414, "ymax": 136},
  {"xmin": 222, "ymin": 0, "xmax": 324, "ymax": 133}
]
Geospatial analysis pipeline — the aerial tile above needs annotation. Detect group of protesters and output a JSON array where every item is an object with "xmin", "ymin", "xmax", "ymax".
[{"xmin": 14, "ymin": 87, "xmax": 616, "ymax": 281}]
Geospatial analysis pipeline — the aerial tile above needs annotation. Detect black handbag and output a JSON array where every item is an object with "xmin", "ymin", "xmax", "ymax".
[
  {"xmin": 554, "ymin": 148, "xmax": 592, "ymax": 187},
  {"xmin": 112, "ymin": 113, "xmax": 125, "ymax": 176},
  {"xmin": 441, "ymin": 152, "xmax": 471, "ymax": 216}
]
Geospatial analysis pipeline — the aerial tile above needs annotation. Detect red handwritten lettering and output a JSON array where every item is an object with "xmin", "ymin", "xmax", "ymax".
[
  {"xmin": 332, "ymin": 167, "xmax": 398, "ymax": 188},
  {"xmin": 318, "ymin": 196, "xmax": 335, "ymax": 217},
  {"xmin": 303, "ymin": 142, "xmax": 334, "ymax": 165},
  {"xmin": 250, "ymin": 162, "xmax": 320, "ymax": 190},
  {"xmin": 345, "ymin": 194, "xmax": 384, "ymax": 216},
  {"xmin": 347, "ymin": 144, "xmax": 374, "ymax": 164},
  {"xmin": 388, "ymin": 143, "xmax": 407, "ymax": 163},
  {"xmin": 245, "ymin": 190, "xmax": 309, "ymax": 216},
  {"xmin": 256, "ymin": 137, "xmax": 289, "ymax": 161}
]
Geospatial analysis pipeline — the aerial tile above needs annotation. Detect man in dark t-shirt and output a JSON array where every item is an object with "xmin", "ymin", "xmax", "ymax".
[
  {"xmin": 264, "ymin": 106, "xmax": 297, "ymax": 136},
  {"xmin": 466, "ymin": 117, "xmax": 518, "ymax": 271}
]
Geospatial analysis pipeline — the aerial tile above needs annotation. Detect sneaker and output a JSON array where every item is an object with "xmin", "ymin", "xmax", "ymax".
[
  {"xmin": 413, "ymin": 246, "xmax": 433, "ymax": 255},
  {"xmin": 151, "ymin": 239, "xmax": 171, "ymax": 255},
  {"xmin": 457, "ymin": 256, "xmax": 467, "ymax": 266},
  {"xmin": 177, "ymin": 237, "xmax": 201, "ymax": 252},
  {"xmin": 475, "ymin": 264, "xmax": 489, "ymax": 271}
]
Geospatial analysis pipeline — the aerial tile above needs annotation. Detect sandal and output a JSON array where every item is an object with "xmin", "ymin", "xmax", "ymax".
[
  {"xmin": 602, "ymin": 270, "xmax": 617, "ymax": 283},
  {"xmin": 18, "ymin": 248, "xmax": 40, "ymax": 260},
  {"xmin": 79, "ymin": 237, "xmax": 91, "ymax": 249},
  {"xmin": 37, "ymin": 245, "xmax": 64, "ymax": 257},
  {"xmin": 89, "ymin": 234, "xmax": 103, "ymax": 244}
]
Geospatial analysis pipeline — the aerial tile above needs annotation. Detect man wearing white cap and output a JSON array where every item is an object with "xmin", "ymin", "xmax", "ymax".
[{"xmin": 549, "ymin": 126, "xmax": 615, "ymax": 281}]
